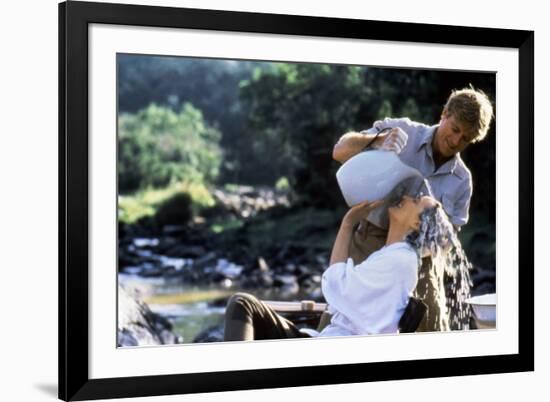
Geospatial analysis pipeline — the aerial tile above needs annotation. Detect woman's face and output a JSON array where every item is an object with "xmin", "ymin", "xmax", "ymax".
[{"xmin": 388, "ymin": 195, "xmax": 439, "ymax": 231}]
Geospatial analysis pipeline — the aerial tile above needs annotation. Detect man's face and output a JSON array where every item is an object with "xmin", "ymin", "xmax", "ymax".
[{"xmin": 432, "ymin": 112, "xmax": 473, "ymax": 159}]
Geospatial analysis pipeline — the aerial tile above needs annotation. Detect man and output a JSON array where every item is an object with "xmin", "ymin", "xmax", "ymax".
[{"xmin": 332, "ymin": 87, "xmax": 494, "ymax": 331}]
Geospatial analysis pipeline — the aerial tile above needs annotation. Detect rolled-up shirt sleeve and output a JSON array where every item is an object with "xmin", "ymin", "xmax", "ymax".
[
  {"xmin": 450, "ymin": 180, "xmax": 472, "ymax": 227},
  {"xmin": 321, "ymin": 258, "xmax": 355, "ymax": 305}
]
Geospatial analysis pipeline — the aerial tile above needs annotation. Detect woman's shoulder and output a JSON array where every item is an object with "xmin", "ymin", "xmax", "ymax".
[
  {"xmin": 372, "ymin": 242, "xmax": 418, "ymax": 266},
  {"xmin": 376, "ymin": 241, "xmax": 416, "ymax": 255}
]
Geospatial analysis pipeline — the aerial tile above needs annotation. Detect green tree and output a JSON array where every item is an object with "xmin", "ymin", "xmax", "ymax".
[
  {"xmin": 240, "ymin": 63, "xmax": 372, "ymax": 206},
  {"xmin": 118, "ymin": 55, "xmax": 274, "ymax": 183},
  {"xmin": 118, "ymin": 103, "xmax": 222, "ymax": 193}
]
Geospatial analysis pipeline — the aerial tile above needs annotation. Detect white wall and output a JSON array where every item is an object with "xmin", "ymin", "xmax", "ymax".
[{"xmin": 0, "ymin": 0, "xmax": 545, "ymax": 401}]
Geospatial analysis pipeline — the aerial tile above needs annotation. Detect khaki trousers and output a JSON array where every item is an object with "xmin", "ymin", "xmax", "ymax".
[
  {"xmin": 224, "ymin": 293, "xmax": 311, "ymax": 341},
  {"xmin": 349, "ymin": 219, "xmax": 450, "ymax": 332}
]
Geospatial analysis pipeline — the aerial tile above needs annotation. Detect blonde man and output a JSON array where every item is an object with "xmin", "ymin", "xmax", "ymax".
[{"xmin": 332, "ymin": 87, "xmax": 494, "ymax": 332}]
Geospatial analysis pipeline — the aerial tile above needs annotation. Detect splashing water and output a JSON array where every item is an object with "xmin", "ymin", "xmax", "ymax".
[
  {"xmin": 443, "ymin": 236, "xmax": 473, "ymax": 330},
  {"xmin": 395, "ymin": 177, "xmax": 474, "ymax": 330},
  {"xmin": 379, "ymin": 177, "xmax": 474, "ymax": 330},
  {"xmin": 412, "ymin": 200, "xmax": 473, "ymax": 330},
  {"xmin": 428, "ymin": 177, "xmax": 472, "ymax": 330}
]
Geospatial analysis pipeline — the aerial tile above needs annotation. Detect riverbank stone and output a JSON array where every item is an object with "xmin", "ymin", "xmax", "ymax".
[{"xmin": 118, "ymin": 286, "xmax": 181, "ymax": 346}]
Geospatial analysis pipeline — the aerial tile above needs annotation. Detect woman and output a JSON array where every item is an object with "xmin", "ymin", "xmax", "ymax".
[{"xmin": 223, "ymin": 194, "xmax": 454, "ymax": 341}]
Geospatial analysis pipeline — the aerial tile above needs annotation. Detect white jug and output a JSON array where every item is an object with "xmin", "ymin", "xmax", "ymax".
[{"xmin": 336, "ymin": 150, "xmax": 423, "ymax": 206}]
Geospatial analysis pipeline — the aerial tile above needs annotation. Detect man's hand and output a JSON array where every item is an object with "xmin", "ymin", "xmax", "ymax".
[
  {"xmin": 373, "ymin": 126, "xmax": 408, "ymax": 154},
  {"xmin": 333, "ymin": 124, "xmax": 408, "ymax": 163}
]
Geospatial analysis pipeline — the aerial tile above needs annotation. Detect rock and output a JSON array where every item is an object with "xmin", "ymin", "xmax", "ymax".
[
  {"xmin": 241, "ymin": 270, "xmax": 274, "ymax": 288},
  {"xmin": 257, "ymin": 257, "xmax": 270, "ymax": 272},
  {"xmin": 258, "ymin": 272, "xmax": 274, "ymax": 288},
  {"xmin": 315, "ymin": 255, "xmax": 328, "ymax": 266},
  {"xmin": 118, "ymin": 286, "xmax": 182, "ymax": 346},
  {"xmin": 159, "ymin": 256, "xmax": 188, "ymax": 271},
  {"xmin": 193, "ymin": 324, "xmax": 225, "ymax": 343},
  {"xmin": 299, "ymin": 274, "xmax": 321, "ymax": 288},
  {"xmin": 219, "ymin": 278, "xmax": 233, "ymax": 288},
  {"xmin": 155, "ymin": 237, "xmax": 179, "ymax": 253},
  {"xmin": 118, "ymin": 251, "xmax": 140, "ymax": 270},
  {"xmin": 215, "ymin": 259, "xmax": 244, "ymax": 279},
  {"xmin": 283, "ymin": 263, "xmax": 297, "ymax": 274},
  {"xmin": 133, "ymin": 237, "xmax": 160, "ymax": 248},
  {"xmin": 157, "ymin": 329, "xmax": 180, "ymax": 344},
  {"xmin": 279, "ymin": 283, "xmax": 300, "ymax": 297},
  {"xmin": 296, "ymin": 265, "xmax": 311, "ymax": 276},
  {"xmin": 164, "ymin": 244, "xmax": 206, "ymax": 258},
  {"xmin": 134, "ymin": 248, "xmax": 154, "ymax": 259},
  {"xmin": 139, "ymin": 267, "xmax": 164, "ymax": 277},
  {"xmin": 273, "ymin": 274, "xmax": 298, "ymax": 287},
  {"xmin": 117, "ymin": 329, "xmax": 140, "ymax": 347},
  {"xmin": 180, "ymin": 269, "xmax": 201, "ymax": 284},
  {"xmin": 193, "ymin": 252, "xmax": 218, "ymax": 269},
  {"xmin": 209, "ymin": 297, "xmax": 231, "ymax": 308},
  {"xmin": 121, "ymin": 266, "xmax": 141, "ymax": 275},
  {"xmin": 306, "ymin": 287, "xmax": 324, "ymax": 302},
  {"xmin": 273, "ymin": 274, "xmax": 300, "ymax": 296},
  {"xmin": 162, "ymin": 225, "xmax": 187, "ymax": 236},
  {"xmin": 211, "ymin": 185, "xmax": 290, "ymax": 219},
  {"xmin": 155, "ymin": 193, "xmax": 192, "ymax": 228}
]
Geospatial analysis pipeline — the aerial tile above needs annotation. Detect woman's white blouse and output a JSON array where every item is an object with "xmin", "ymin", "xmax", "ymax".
[{"xmin": 318, "ymin": 241, "xmax": 419, "ymax": 337}]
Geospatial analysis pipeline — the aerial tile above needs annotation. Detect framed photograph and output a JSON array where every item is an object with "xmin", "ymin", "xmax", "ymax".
[{"xmin": 59, "ymin": 1, "xmax": 534, "ymax": 400}]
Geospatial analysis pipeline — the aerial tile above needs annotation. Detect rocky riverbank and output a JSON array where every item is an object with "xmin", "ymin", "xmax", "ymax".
[
  {"xmin": 118, "ymin": 286, "xmax": 182, "ymax": 347},
  {"xmin": 118, "ymin": 185, "xmax": 334, "ymax": 301}
]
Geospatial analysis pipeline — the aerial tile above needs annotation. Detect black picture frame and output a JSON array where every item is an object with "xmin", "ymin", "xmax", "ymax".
[{"xmin": 59, "ymin": 1, "xmax": 534, "ymax": 400}]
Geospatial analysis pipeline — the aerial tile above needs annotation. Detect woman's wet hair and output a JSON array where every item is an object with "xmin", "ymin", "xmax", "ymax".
[
  {"xmin": 405, "ymin": 203, "xmax": 455, "ymax": 259},
  {"xmin": 404, "ymin": 198, "xmax": 473, "ymax": 330}
]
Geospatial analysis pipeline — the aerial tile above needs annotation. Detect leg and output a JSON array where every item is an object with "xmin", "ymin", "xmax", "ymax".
[{"xmin": 223, "ymin": 292, "xmax": 310, "ymax": 341}]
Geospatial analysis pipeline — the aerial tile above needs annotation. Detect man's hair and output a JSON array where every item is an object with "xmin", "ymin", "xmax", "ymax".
[{"xmin": 443, "ymin": 86, "xmax": 494, "ymax": 143}]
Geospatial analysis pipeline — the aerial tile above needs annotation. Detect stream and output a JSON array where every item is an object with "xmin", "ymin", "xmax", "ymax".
[{"xmin": 118, "ymin": 235, "xmax": 324, "ymax": 343}]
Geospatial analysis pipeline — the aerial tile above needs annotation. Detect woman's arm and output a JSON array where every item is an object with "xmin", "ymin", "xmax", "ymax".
[
  {"xmin": 329, "ymin": 220, "xmax": 355, "ymax": 265},
  {"xmin": 329, "ymin": 199, "xmax": 384, "ymax": 265}
]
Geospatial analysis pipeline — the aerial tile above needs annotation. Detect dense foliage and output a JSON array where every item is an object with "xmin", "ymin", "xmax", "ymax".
[
  {"xmin": 118, "ymin": 55, "xmax": 273, "ymax": 184},
  {"xmin": 117, "ymin": 55, "xmax": 495, "ymax": 217},
  {"xmin": 239, "ymin": 64, "xmax": 495, "ymax": 209},
  {"xmin": 118, "ymin": 103, "xmax": 222, "ymax": 193}
]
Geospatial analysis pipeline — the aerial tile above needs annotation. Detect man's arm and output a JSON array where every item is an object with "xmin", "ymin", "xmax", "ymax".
[
  {"xmin": 332, "ymin": 131, "xmax": 382, "ymax": 164},
  {"xmin": 450, "ymin": 184, "xmax": 472, "ymax": 227},
  {"xmin": 333, "ymin": 125, "xmax": 409, "ymax": 164}
]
